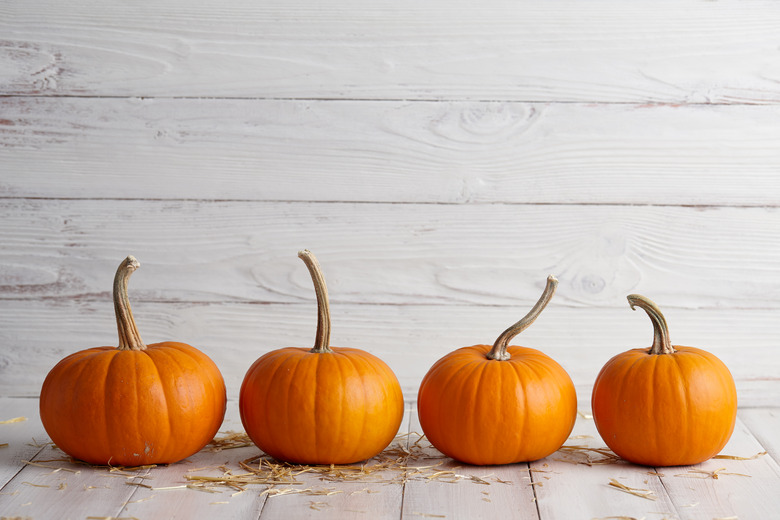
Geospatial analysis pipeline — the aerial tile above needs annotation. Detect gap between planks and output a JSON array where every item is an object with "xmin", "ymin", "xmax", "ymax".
[{"xmin": 2, "ymin": 399, "xmax": 779, "ymax": 520}]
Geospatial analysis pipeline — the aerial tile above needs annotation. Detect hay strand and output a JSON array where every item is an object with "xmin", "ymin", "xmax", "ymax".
[
  {"xmin": 607, "ymin": 478, "xmax": 657, "ymax": 501},
  {"xmin": 0, "ymin": 416, "xmax": 27, "ymax": 424}
]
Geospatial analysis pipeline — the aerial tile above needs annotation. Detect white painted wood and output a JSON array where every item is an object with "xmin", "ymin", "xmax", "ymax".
[
  {"xmin": 2, "ymin": 398, "xmax": 780, "ymax": 519},
  {"xmin": 2, "ymin": 199, "xmax": 778, "ymax": 403},
  {"xmin": 259, "ymin": 471, "xmax": 401, "ymax": 519},
  {"xmin": 119, "ymin": 401, "xmax": 267, "ymax": 520},
  {"xmin": 1, "ymin": 0, "xmax": 779, "ymax": 515},
  {"xmin": 0, "ymin": 440, "xmax": 154, "ymax": 519},
  {"xmin": 404, "ymin": 407, "xmax": 539, "ymax": 520},
  {"xmin": 655, "ymin": 418, "xmax": 780, "ymax": 519},
  {"xmin": 3, "ymin": 98, "xmax": 780, "ymax": 206},
  {"xmin": 738, "ymin": 408, "xmax": 780, "ymax": 464},
  {"xmin": 401, "ymin": 460, "xmax": 539, "ymax": 520},
  {"xmin": 3, "ymin": 1, "xmax": 780, "ymax": 102},
  {"xmin": 2, "ymin": 300, "xmax": 778, "ymax": 405},
  {"xmin": 530, "ymin": 415, "xmax": 678, "ymax": 520},
  {"xmin": 2, "ymin": 200, "xmax": 780, "ymax": 309},
  {"xmin": 532, "ymin": 414, "xmax": 780, "ymax": 519},
  {"xmin": 257, "ymin": 478, "xmax": 401, "ymax": 520},
  {"xmin": 0, "ymin": 398, "xmax": 47, "ymax": 488},
  {"xmin": 256, "ymin": 407, "xmax": 412, "ymax": 520}
]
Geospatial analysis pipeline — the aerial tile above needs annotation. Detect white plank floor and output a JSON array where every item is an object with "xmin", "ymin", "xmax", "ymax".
[{"xmin": 1, "ymin": 397, "xmax": 778, "ymax": 520}]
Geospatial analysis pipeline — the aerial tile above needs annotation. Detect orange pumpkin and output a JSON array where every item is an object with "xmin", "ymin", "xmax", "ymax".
[
  {"xmin": 39, "ymin": 256, "xmax": 227, "ymax": 466},
  {"xmin": 239, "ymin": 250, "xmax": 404, "ymax": 464},
  {"xmin": 417, "ymin": 276, "xmax": 577, "ymax": 465},
  {"xmin": 591, "ymin": 294, "xmax": 737, "ymax": 467}
]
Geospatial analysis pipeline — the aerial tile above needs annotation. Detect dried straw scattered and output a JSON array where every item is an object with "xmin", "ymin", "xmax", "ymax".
[
  {"xmin": 204, "ymin": 431, "xmax": 254, "ymax": 452},
  {"xmin": 27, "ymin": 439, "xmax": 53, "ymax": 449},
  {"xmin": 22, "ymin": 481, "xmax": 50, "ymax": 488},
  {"xmin": 12, "ymin": 420, "xmax": 768, "ymax": 513},
  {"xmin": 713, "ymin": 451, "xmax": 767, "ymax": 460},
  {"xmin": 21, "ymin": 459, "xmax": 81, "ymax": 474},
  {"xmin": 554, "ymin": 445, "xmax": 622, "ymax": 466},
  {"xmin": 607, "ymin": 478, "xmax": 657, "ymax": 500},
  {"xmin": 0, "ymin": 416, "xmax": 27, "ymax": 424},
  {"xmin": 181, "ymin": 430, "xmax": 517, "ymax": 498},
  {"xmin": 674, "ymin": 468, "xmax": 751, "ymax": 480}
]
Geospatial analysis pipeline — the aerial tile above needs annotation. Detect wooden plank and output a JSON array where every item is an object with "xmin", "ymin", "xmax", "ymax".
[
  {"xmin": 1, "ymin": 299, "xmax": 777, "ymax": 406},
  {"xmin": 254, "ymin": 463, "xmax": 403, "ymax": 519},
  {"xmin": 655, "ymin": 418, "xmax": 780, "ymax": 519},
  {"xmin": 2, "ymin": 398, "xmax": 780, "ymax": 518},
  {"xmin": 0, "ymin": 397, "xmax": 47, "ymax": 489},
  {"xmin": 0, "ymin": 438, "xmax": 153, "ymax": 519},
  {"xmin": 736, "ymin": 408, "xmax": 780, "ymax": 470},
  {"xmin": 3, "ymin": 98, "xmax": 780, "ymax": 205},
  {"xmin": 118, "ymin": 401, "xmax": 267, "ymax": 519},
  {"xmin": 3, "ymin": 0, "xmax": 780, "ymax": 102},
  {"xmin": 1, "ymin": 200, "xmax": 780, "ymax": 310},
  {"xmin": 254, "ymin": 406, "xmax": 413, "ymax": 520},
  {"xmin": 402, "ymin": 406, "xmax": 539, "ymax": 520},
  {"xmin": 401, "ymin": 460, "xmax": 539, "ymax": 520},
  {"xmin": 0, "ymin": 399, "xmax": 414, "ymax": 519},
  {"xmin": 532, "ymin": 414, "xmax": 780, "ymax": 519},
  {"xmin": 531, "ymin": 413, "xmax": 679, "ymax": 520}
]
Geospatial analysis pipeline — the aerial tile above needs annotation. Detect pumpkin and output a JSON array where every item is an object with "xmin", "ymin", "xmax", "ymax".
[
  {"xmin": 39, "ymin": 256, "xmax": 227, "ymax": 466},
  {"xmin": 417, "ymin": 275, "xmax": 577, "ymax": 465},
  {"xmin": 239, "ymin": 250, "xmax": 404, "ymax": 464},
  {"xmin": 591, "ymin": 294, "xmax": 737, "ymax": 467}
]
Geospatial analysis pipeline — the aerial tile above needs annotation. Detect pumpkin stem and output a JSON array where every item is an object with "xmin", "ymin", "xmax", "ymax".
[
  {"xmin": 113, "ymin": 256, "xmax": 146, "ymax": 351},
  {"xmin": 627, "ymin": 294, "xmax": 675, "ymax": 355},
  {"xmin": 487, "ymin": 275, "xmax": 558, "ymax": 361},
  {"xmin": 299, "ymin": 250, "xmax": 332, "ymax": 354}
]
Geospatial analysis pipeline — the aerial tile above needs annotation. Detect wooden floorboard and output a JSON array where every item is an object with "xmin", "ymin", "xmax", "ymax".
[
  {"xmin": 530, "ymin": 414, "xmax": 678, "ymax": 520},
  {"xmin": 738, "ymin": 408, "xmax": 780, "ymax": 469},
  {"xmin": 1, "ymin": 398, "xmax": 779, "ymax": 519},
  {"xmin": 403, "ymin": 408, "xmax": 539, "ymax": 520}
]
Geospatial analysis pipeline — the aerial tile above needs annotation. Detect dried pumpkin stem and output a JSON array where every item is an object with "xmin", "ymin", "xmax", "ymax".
[
  {"xmin": 487, "ymin": 275, "xmax": 558, "ymax": 361},
  {"xmin": 298, "ymin": 250, "xmax": 332, "ymax": 354},
  {"xmin": 627, "ymin": 294, "xmax": 675, "ymax": 355},
  {"xmin": 113, "ymin": 255, "xmax": 146, "ymax": 351}
]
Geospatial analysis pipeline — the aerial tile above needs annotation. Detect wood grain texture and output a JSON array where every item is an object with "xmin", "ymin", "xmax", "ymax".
[
  {"xmin": 2, "ymin": 199, "xmax": 778, "ymax": 403},
  {"xmin": 739, "ymin": 409, "xmax": 780, "ymax": 464},
  {"xmin": 653, "ymin": 418, "xmax": 780, "ymax": 519},
  {"xmin": 1, "ymin": 299, "xmax": 778, "ymax": 405},
  {"xmin": 1, "ymin": 199, "xmax": 779, "ymax": 308},
  {"xmin": 120, "ymin": 401, "xmax": 267, "ymax": 520},
  {"xmin": 530, "ymin": 417, "xmax": 677, "ymax": 520},
  {"xmin": 3, "ymin": 1, "xmax": 780, "ymax": 102},
  {"xmin": 1, "ymin": 0, "xmax": 779, "ymax": 515},
  {"xmin": 2, "ymin": 98, "xmax": 780, "ymax": 205},
  {"xmin": 0, "ymin": 442, "xmax": 154, "ymax": 519},
  {"xmin": 0, "ymin": 398, "xmax": 45, "ymax": 489},
  {"xmin": 1, "ymin": 398, "xmax": 779, "ymax": 519},
  {"xmin": 531, "ymin": 413, "xmax": 780, "ymax": 519},
  {"xmin": 404, "ymin": 405, "xmax": 539, "ymax": 520}
]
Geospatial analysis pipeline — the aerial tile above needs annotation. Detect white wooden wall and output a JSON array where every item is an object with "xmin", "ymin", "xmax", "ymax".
[{"xmin": 2, "ymin": 0, "xmax": 780, "ymax": 406}]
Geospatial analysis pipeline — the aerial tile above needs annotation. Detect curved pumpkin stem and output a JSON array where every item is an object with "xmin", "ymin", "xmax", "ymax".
[
  {"xmin": 298, "ymin": 250, "xmax": 332, "ymax": 354},
  {"xmin": 487, "ymin": 275, "xmax": 558, "ymax": 361},
  {"xmin": 627, "ymin": 294, "xmax": 675, "ymax": 355},
  {"xmin": 113, "ymin": 256, "xmax": 146, "ymax": 351}
]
